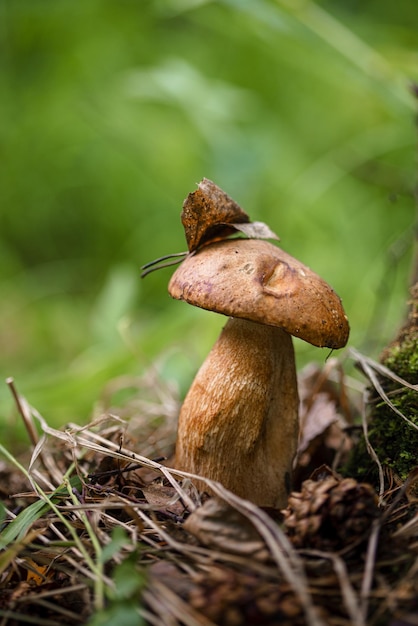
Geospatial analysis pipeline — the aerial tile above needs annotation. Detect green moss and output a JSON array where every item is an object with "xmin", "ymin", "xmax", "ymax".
[
  {"xmin": 369, "ymin": 398, "xmax": 417, "ymax": 479},
  {"xmin": 382, "ymin": 337, "xmax": 418, "ymax": 381},
  {"xmin": 345, "ymin": 329, "xmax": 418, "ymax": 484}
]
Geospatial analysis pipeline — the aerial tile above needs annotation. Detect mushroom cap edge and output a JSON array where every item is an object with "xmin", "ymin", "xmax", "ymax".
[{"xmin": 168, "ymin": 238, "xmax": 349, "ymax": 349}]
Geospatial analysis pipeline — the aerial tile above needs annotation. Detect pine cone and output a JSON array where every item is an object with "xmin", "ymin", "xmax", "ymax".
[{"xmin": 283, "ymin": 469, "xmax": 379, "ymax": 551}]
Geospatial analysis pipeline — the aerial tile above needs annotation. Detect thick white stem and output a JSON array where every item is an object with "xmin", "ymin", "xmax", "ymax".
[{"xmin": 175, "ymin": 317, "xmax": 299, "ymax": 508}]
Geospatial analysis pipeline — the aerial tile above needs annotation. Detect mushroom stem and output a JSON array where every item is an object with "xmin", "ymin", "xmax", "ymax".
[{"xmin": 175, "ymin": 317, "xmax": 300, "ymax": 508}]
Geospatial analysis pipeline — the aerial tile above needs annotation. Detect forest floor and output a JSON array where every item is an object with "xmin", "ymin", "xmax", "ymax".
[{"xmin": 0, "ymin": 311, "xmax": 417, "ymax": 626}]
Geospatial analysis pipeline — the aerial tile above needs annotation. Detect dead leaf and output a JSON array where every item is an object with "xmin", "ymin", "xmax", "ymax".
[
  {"xmin": 142, "ymin": 482, "xmax": 186, "ymax": 517},
  {"xmin": 231, "ymin": 221, "xmax": 279, "ymax": 241},
  {"xmin": 294, "ymin": 361, "xmax": 353, "ymax": 487},
  {"xmin": 181, "ymin": 178, "xmax": 278, "ymax": 252},
  {"xmin": 184, "ymin": 497, "xmax": 270, "ymax": 561},
  {"xmin": 298, "ymin": 392, "xmax": 340, "ymax": 456},
  {"xmin": 181, "ymin": 178, "xmax": 250, "ymax": 252},
  {"xmin": 25, "ymin": 558, "xmax": 51, "ymax": 586},
  {"xmin": 141, "ymin": 179, "xmax": 279, "ymax": 276}
]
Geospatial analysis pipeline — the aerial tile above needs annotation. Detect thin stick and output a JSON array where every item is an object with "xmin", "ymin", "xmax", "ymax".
[
  {"xmin": 6, "ymin": 377, "xmax": 39, "ymax": 448},
  {"xmin": 6, "ymin": 379, "xmax": 67, "ymax": 487}
]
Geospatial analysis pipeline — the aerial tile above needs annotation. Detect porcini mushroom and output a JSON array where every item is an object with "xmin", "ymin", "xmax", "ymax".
[{"xmin": 169, "ymin": 238, "xmax": 349, "ymax": 508}]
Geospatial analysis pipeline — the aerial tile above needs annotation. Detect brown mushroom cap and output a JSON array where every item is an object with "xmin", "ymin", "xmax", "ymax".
[{"xmin": 168, "ymin": 238, "xmax": 349, "ymax": 349}]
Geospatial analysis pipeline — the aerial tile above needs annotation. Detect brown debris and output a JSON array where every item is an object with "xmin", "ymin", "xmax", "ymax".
[
  {"xmin": 184, "ymin": 497, "xmax": 270, "ymax": 561},
  {"xmin": 1, "ymin": 356, "xmax": 418, "ymax": 625},
  {"xmin": 295, "ymin": 359, "xmax": 356, "ymax": 487},
  {"xmin": 188, "ymin": 566, "xmax": 304, "ymax": 626}
]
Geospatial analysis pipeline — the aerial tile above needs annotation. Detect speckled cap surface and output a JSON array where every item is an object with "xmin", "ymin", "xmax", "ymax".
[{"xmin": 168, "ymin": 238, "xmax": 349, "ymax": 349}]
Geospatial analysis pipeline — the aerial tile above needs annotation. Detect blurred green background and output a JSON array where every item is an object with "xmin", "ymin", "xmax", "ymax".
[{"xmin": 0, "ymin": 0, "xmax": 417, "ymax": 444}]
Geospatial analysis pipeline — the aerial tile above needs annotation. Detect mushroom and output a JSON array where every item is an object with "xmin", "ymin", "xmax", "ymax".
[{"xmin": 168, "ymin": 238, "xmax": 349, "ymax": 508}]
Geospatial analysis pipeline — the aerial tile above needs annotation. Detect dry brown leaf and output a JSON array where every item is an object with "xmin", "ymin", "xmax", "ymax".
[
  {"xmin": 25, "ymin": 558, "xmax": 51, "ymax": 586},
  {"xmin": 295, "ymin": 362, "xmax": 353, "ymax": 485},
  {"xmin": 142, "ymin": 482, "xmax": 186, "ymax": 517},
  {"xmin": 184, "ymin": 497, "xmax": 270, "ymax": 561},
  {"xmin": 231, "ymin": 220, "xmax": 278, "ymax": 241},
  {"xmin": 181, "ymin": 178, "xmax": 278, "ymax": 252},
  {"xmin": 141, "ymin": 179, "xmax": 279, "ymax": 275},
  {"xmin": 181, "ymin": 178, "xmax": 250, "ymax": 252},
  {"xmin": 298, "ymin": 392, "xmax": 341, "ymax": 455}
]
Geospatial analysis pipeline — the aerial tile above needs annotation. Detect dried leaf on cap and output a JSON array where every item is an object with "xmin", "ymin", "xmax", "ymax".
[
  {"xmin": 181, "ymin": 178, "xmax": 278, "ymax": 252},
  {"xmin": 231, "ymin": 221, "xmax": 279, "ymax": 240}
]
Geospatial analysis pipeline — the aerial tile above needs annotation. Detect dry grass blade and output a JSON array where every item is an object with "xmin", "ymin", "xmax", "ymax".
[
  {"xmin": 359, "ymin": 518, "xmax": 381, "ymax": 622},
  {"xmin": 360, "ymin": 388, "xmax": 385, "ymax": 499},
  {"xmin": 300, "ymin": 549, "xmax": 364, "ymax": 626},
  {"xmin": 143, "ymin": 580, "xmax": 217, "ymax": 626},
  {"xmin": 350, "ymin": 348, "xmax": 418, "ymax": 392},
  {"xmin": 350, "ymin": 347, "xmax": 418, "ymax": 430}
]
